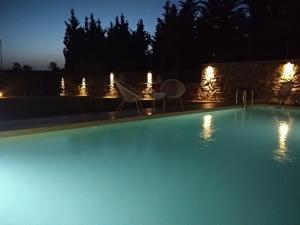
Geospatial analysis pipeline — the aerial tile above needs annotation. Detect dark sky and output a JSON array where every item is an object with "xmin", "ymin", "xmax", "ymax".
[{"xmin": 0, "ymin": 0, "xmax": 177, "ymax": 70}]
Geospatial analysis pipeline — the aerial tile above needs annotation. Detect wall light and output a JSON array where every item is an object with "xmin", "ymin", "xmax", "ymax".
[
  {"xmin": 147, "ymin": 72, "xmax": 153, "ymax": 84},
  {"xmin": 79, "ymin": 77, "xmax": 88, "ymax": 96},
  {"xmin": 105, "ymin": 73, "xmax": 118, "ymax": 98},
  {"xmin": 60, "ymin": 77, "xmax": 66, "ymax": 96},
  {"xmin": 281, "ymin": 62, "xmax": 296, "ymax": 81},
  {"xmin": 204, "ymin": 66, "xmax": 215, "ymax": 82},
  {"xmin": 110, "ymin": 72, "xmax": 114, "ymax": 86},
  {"xmin": 142, "ymin": 72, "xmax": 154, "ymax": 100}
]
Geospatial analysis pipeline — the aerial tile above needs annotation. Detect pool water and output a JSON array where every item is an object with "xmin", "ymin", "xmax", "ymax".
[{"xmin": 0, "ymin": 106, "xmax": 300, "ymax": 225}]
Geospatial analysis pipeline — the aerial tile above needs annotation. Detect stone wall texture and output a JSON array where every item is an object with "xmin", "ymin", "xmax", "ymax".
[{"xmin": 1, "ymin": 58, "xmax": 300, "ymax": 103}]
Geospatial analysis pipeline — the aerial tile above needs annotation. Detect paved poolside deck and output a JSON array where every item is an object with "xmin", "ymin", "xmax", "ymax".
[{"xmin": 0, "ymin": 97, "xmax": 232, "ymax": 133}]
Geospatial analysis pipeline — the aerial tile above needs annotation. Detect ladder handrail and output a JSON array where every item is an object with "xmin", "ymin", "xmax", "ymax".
[{"xmin": 236, "ymin": 89, "xmax": 254, "ymax": 106}]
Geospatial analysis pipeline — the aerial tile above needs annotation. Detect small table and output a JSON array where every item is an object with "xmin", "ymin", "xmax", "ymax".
[{"xmin": 142, "ymin": 93, "xmax": 166, "ymax": 112}]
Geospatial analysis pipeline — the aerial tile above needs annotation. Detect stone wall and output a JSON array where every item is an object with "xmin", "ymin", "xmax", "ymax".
[
  {"xmin": 1, "ymin": 59, "xmax": 300, "ymax": 102},
  {"xmin": 191, "ymin": 59, "xmax": 300, "ymax": 102}
]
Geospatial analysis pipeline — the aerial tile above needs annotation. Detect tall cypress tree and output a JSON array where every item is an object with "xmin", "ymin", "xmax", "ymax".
[
  {"xmin": 177, "ymin": 0, "xmax": 200, "ymax": 67},
  {"xmin": 96, "ymin": 19, "xmax": 106, "ymax": 67},
  {"xmin": 131, "ymin": 20, "xmax": 151, "ymax": 69},
  {"xmin": 153, "ymin": 1, "xmax": 179, "ymax": 69},
  {"xmin": 63, "ymin": 9, "xmax": 85, "ymax": 71},
  {"xmin": 106, "ymin": 14, "xmax": 132, "ymax": 70},
  {"xmin": 84, "ymin": 14, "xmax": 105, "ymax": 69}
]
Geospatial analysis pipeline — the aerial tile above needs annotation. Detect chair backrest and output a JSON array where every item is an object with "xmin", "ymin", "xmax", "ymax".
[
  {"xmin": 160, "ymin": 79, "xmax": 186, "ymax": 97},
  {"xmin": 115, "ymin": 81, "xmax": 142, "ymax": 102},
  {"xmin": 278, "ymin": 81, "xmax": 293, "ymax": 97}
]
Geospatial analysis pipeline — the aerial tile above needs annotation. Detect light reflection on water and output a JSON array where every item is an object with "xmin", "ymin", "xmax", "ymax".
[
  {"xmin": 274, "ymin": 118, "xmax": 293, "ymax": 163},
  {"xmin": 201, "ymin": 114, "xmax": 214, "ymax": 141}
]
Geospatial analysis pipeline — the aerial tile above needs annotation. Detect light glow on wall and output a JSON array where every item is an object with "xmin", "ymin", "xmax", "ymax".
[
  {"xmin": 273, "ymin": 62, "xmax": 298, "ymax": 95},
  {"xmin": 281, "ymin": 62, "xmax": 296, "ymax": 82},
  {"xmin": 204, "ymin": 66, "xmax": 215, "ymax": 81},
  {"xmin": 142, "ymin": 72, "xmax": 154, "ymax": 100},
  {"xmin": 60, "ymin": 77, "xmax": 66, "ymax": 96},
  {"xmin": 79, "ymin": 77, "xmax": 88, "ymax": 96},
  {"xmin": 105, "ymin": 73, "xmax": 118, "ymax": 98},
  {"xmin": 197, "ymin": 66, "xmax": 221, "ymax": 101}
]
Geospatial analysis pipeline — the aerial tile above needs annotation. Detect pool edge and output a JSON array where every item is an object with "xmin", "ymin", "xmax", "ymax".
[{"xmin": 0, "ymin": 105, "xmax": 241, "ymax": 139}]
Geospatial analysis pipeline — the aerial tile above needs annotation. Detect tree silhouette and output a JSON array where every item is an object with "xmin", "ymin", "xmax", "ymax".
[
  {"xmin": 177, "ymin": 0, "xmax": 200, "ymax": 67},
  {"xmin": 63, "ymin": 9, "xmax": 85, "ymax": 71},
  {"xmin": 12, "ymin": 62, "xmax": 22, "ymax": 71},
  {"xmin": 197, "ymin": 0, "xmax": 247, "ymax": 62},
  {"xmin": 62, "ymin": 1, "xmax": 299, "ymax": 73},
  {"xmin": 84, "ymin": 14, "xmax": 105, "ymax": 70},
  {"xmin": 106, "ymin": 14, "xmax": 132, "ymax": 70},
  {"xmin": 246, "ymin": 0, "xmax": 300, "ymax": 59},
  {"xmin": 48, "ymin": 61, "xmax": 60, "ymax": 71},
  {"xmin": 23, "ymin": 65, "xmax": 33, "ymax": 71},
  {"xmin": 153, "ymin": 1, "xmax": 180, "ymax": 69},
  {"xmin": 285, "ymin": 0, "xmax": 300, "ymax": 58},
  {"xmin": 245, "ymin": 0, "xmax": 277, "ymax": 59},
  {"xmin": 131, "ymin": 20, "xmax": 151, "ymax": 69}
]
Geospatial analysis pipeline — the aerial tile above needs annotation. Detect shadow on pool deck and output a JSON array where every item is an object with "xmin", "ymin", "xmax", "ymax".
[{"xmin": 0, "ymin": 97, "xmax": 233, "ymax": 132}]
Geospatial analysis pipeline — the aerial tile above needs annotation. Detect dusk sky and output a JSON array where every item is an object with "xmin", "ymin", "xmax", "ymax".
[{"xmin": 0, "ymin": 0, "xmax": 178, "ymax": 70}]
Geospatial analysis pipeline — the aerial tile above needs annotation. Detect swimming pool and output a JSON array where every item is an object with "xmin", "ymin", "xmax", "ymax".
[{"xmin": 0, "ymin": 106, "xmax": 299, "ymax": 225}]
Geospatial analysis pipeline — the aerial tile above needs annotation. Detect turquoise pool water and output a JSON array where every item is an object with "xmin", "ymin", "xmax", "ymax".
[{"xmin": 0, "ymin": 106, "xmax": 300, "ymax": 225}]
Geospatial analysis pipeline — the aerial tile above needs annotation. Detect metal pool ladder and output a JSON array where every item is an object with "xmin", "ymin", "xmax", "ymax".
[{"xmin": 235, "ymin": 89, "xmax": 254, "ymax": 106}]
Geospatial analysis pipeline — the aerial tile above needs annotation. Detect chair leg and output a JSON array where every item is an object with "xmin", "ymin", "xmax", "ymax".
[
  {"xmin": 138, "ymin": 101, "xmax": 144, "ymax": 114},
  {"xmin": 116, "ymin": 99, "xmax": 125, "ymax": 112},
  {"xmin": 179, "ymin": 97, "xmax": 184, "ymax": 111},
  {"xmin": 135, "ymin": 101, "xmax": 141, "ymax": 115},
  {"xmin": 120, "ymin": 101, "xmax": 126, "ymax": 112},
  {"xmin": 176, "ymin": 99, "xmax": 179, "ymax": 108},
  {"xmin": 139, "ymin": 101, "xmax": 144, "ymax": 111},
  {"xmin": 163, "ymin": 98, "xmax": 166, "ymax": 111}
]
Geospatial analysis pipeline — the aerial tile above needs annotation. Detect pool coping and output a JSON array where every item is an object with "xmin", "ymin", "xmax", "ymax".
[
  {"xmin": 0, "ymin": 105, "xmax": 240, "ymax": 138},
  {"xmin": 0, "ymin": 103, "xmax": 299, "ymax": 139}
]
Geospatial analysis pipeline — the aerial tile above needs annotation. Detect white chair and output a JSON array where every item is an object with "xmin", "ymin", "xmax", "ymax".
[
  {"xmin": 115, "ymin": 81, "xmax": 144, "ymax": 115},
  {"xmin": 115, "ymin": 81, "xmax": 167, "ymax": 114},
  {"xmin": 152, "ymin": 92, "xmax": 166, "ymax": 112},
  {"xmin": 160, "ymin": 79, "xmax": 186, "ymax": 110}
]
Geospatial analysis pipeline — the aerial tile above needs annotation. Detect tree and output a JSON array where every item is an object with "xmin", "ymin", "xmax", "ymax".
[
  {"xmin": 177, "ymin": 0, "xmax": 200, "ymax": 67},
  {"xmin": 23, "ymin": 65, "xmax": 32, "ymax": 71},
  {"xmin": 12, "ymin": 62, "xmax": 22, "ymax": 71},
  {"xmin": 63, "ymin": 9, "xmax": 85, "ymax": 71},
  {"xmin": 152, "ymin": 1, "xmax": 180, "ymax": 69},
  {"xmin": 106, "ymin": 14, "xmax": 132, "ymax": 69},
  {"xmin": 246, "ymin": 0, "xmax": 300, "ymax": 59},
  {"xmin": 84, "ymin": 14, "xmax": 105, "ymax": 69},
  {"xmin": 197, "ymin": 0, "xmax": 248, "ymax": 62},
  {"xmin": 48, "ymin": 61, "xmax": 60, "ymax": 71},
  {"xmin": 245, "ymin": 0, "xmax": 277, "ymax": 59},
  {"xmin": 131, "ymin": 20, "xmax": 151, "ymax": 69},
  {"xmin": 95, "ymin": 18, "xmax": 106, "ymax": 67}
]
